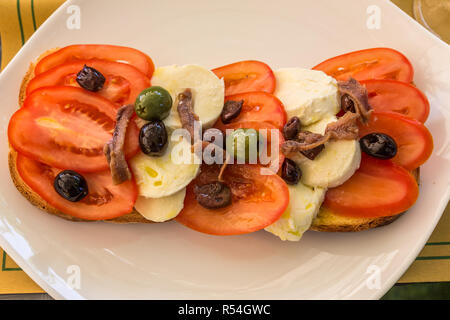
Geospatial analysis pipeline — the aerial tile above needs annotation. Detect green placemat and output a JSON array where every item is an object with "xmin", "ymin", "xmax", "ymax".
[{"xmin": 383, "ymin": 282, "xmax": 450, "ymax": 300}]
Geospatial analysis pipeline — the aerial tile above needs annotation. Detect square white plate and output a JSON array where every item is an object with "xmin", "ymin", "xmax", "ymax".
[{"xmin": 0, "ymin": 0, "xmax": 449, "ymax": 300}]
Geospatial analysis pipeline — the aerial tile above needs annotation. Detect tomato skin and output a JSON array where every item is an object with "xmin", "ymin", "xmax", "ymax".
[
  {"xmin": 176, "ymin": 164, "xmax": 289, "ymax": 235},
  {"xmin": 27, "ymin": 59, "xmax": 150, "ymax": 105},
  {"xmin": 8, "ymin": 86, "xmax": 140, "ymax": 173},
  {"xmin": 35, "ymin": 44, "xmax": 155, "ymax": 78},
  {"xmin": 324, "ymin": 154, "xmax": 419, "ymax": 218},
  {"xmin": 313, "ymin": 48, "xmax": 414, "ymax": 83},
  {"xmin": 218, "ymin": 121, "xmax": 285, "ymax": 173},
  {"xmin": 16, "ymin": 153, "xmax": 137, "ymax": 220},
  {"xmin": 361, "ymin": 79, "xmax": 429, "ymax": 123},
  {"xmin": 212, "ymin": 60, "xmax": 276, "ymax": 96},
  {"xmin": 214, "ymin": 92, "xmax": 287, "ymax": 130},
  {"xmin": 359, "ymin": 112, "xmax": 433, "ymax": 170}
]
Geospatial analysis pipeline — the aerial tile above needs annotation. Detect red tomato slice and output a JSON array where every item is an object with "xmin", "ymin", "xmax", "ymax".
[
  {"xmin": 212, "ymin": 60, "xmax": 276, "ymax": 96},
  {"xmin": 27, "ymin": 59, "xmax": 150, "ymax": 105},
  {"xmin": 176, "ymin": 164, "xmax": 289, "ymax": 235},
  {"xmin": 214, "ymin": 92, "xmax": 287, "ymax": 130},
  {"xmin": 218, "ymin": 121, "xmax": 285, "ymax": 173},
  {"xmin": 313, "ymin": 48, "xmax": 414, "ymax": 83},
  {"xmin": 359, "ymin": 112, "xmax": 433, "ymax": 170},
  {"xmin": 35, "ymin": 44, "xmax": 155, "ymax": 78},
  {"xmin": 323, "ymin": 154, "xmax": 419, "ymax": 218},
  {"xmin": 8, "ymin": 86, "xmax": 140, "ymax": 173},
  {"xmin": 16, "ymin": 153, "xmax": 137, "ymax": 220},
  {"xmin": 361, "ymin": 79, "xmax": 430, "ymax": 123}
]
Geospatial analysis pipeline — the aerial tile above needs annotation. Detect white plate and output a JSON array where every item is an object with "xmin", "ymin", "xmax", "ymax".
[{"xmin": 0, "ymin": 0, "xmax": 449, "ymax": 300}]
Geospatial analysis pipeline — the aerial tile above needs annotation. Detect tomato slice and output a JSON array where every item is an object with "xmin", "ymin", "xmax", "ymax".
[
  {"xmin": 27, "ymin": 59, "xmax": 150, "ymax": 105},
  {"xmin": 218, "ymin": 121, "xmax": 285, "ymax": 173},
  {"xmin": 359, "ymin": 112, "xmax": 433, "ymax": 170},
  {"xmin": 212, "ymin": 60, "xmax": 276, "ymax": 96},
  {"xmin": 16, "ymin": 153, "xmax": 137, "ymax": 220},
  {"xmin": 313, "ymin": 48, "xmax": 414, "ymax": 83},
  {"xmin": 214, "ymin": 92, "xmax": 287, "ymax": 130},
  {"xmin": 361, "ymin": 79, "xmax": 430, "ymax": 123},
  {"xmin": 35, "ymin": 44, "xmax": 155, "ymax": 78},
  {"xmin": 8, "ymin": 86, "xmax": 140, "ymax": 173},
  {"xmin": 176, "ymin": 164, "xmax": 289, "ymax": 235},
  {"xmin": 323, "ymin": 154, "xmax": 419, "ymax": 218}
]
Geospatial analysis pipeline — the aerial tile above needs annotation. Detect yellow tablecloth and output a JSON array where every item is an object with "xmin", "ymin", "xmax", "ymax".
[{"xmin": 0, "ymin": 0, "xmax": 449, "ymax": 295}]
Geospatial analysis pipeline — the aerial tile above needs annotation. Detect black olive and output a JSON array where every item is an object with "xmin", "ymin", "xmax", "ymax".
[
  {"xmin": 76, "ymin": 65, "xmax": 106, "ymax": 92},
  {"xmin": 281, "ymin": 158, "xmax": 302, "ymax": 185},
  {"xmin": 283, "ymin": 116, "xmax": 301, "ymax": 140},
  {"xmin": 360, "ymin": 132, "xmax": 397, "ymax": 159},
  {"xmin": 139, "ymin": 120, "xmax": 168, "ymax": 156},
  {"xmin": 194, "ymin": 181, "xmax": 231, "ymax": 209},
  {"xmin": 221, "ymin": 100, "xmax": 243, "ymax": 124},
  {"xmin": 54, "ymin": 170, "xmax": 88, "ymax": 202}
]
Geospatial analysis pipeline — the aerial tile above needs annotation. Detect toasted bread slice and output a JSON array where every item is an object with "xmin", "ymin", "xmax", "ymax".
[
  {"xmin": 10, "ymin": 47, "xmax": 419, "ymax": 230},
  {"xmin": 310, "ymin": 168, "xmax": 419, "ymax": 232}
]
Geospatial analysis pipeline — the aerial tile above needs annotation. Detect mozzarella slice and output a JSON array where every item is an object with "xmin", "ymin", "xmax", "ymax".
[
  {"xmin": 290, "ymin": 115, "xmax": 361, "ymax": 188},
  {"xmin": 274, "ymin": 68, "xmax": 340, "ymax": 125},
  {"xmin": 151, "ymin": 64, "xmax": 224, "ymax": 130},
  {"xmin": 265, "ymin": 183, "xmax": 326, "ymax": 241},
  {"xmin": 130, "ymin": 136, "xmax": 200, "ymax": 198},
  {"xmin": 134, "ymin": 188, "xmax": 186, "ymax": 222}
]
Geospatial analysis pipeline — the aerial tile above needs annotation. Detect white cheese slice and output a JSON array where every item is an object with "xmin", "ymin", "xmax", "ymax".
[
  {"xmin": 274, "ymin": 68, "xmax": 340, "ymax": 125},
  {"xmin": 134, "ymin": 188, "xmax": 186, "ymax": 222},
  {"xmin": 151, "ymin": 64, "xmax": 224, "ymax": 130},
  {"xmin": 265, "ymin": 182, "xmax": 326, "ymax": 241},
  {"xmin": 290, "ymin": 115, "xmax": 361, "ymax": 188},
  {"xmin": 130, "ymin": 136, "xmax": 200, "ymax": 198}
]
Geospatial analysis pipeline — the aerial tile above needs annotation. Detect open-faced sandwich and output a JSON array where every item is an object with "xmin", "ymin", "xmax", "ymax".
[{"xmin": 7, "ymin": 45, "xmax": 433, "ymax": 241}]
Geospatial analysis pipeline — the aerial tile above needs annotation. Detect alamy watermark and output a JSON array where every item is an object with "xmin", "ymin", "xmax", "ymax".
[
  {"xmin": 366, "ymin": 5, "xmax": 381, "ymax": 30},
  {"xmin": 66, "ymin": 5, "xmax": 81, "ymax": 30},
  {"xmin": 66, "ymin": 264, "xmax": 81, "ymax": 290},
  {"xmin": 365, "ymin": 264, "xmax": 381, "ymax": 290}
]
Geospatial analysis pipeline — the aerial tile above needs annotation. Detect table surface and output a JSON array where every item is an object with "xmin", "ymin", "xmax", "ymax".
[{"xmin": 0, "ymin": 0, "xmax": 449, "ymax": 300}]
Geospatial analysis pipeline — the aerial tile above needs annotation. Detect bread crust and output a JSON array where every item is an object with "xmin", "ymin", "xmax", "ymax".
[
  {"xmin": 19, "ymin": 48, "xmax": 60, "ymax": 107},
  {"xmin": 310, "ymin": 209, "xmax": 403, "ymax": 232}
]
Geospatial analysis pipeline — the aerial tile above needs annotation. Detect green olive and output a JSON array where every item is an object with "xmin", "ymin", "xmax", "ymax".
[
  {"xmin": 226, "ymin": 128, "xmax": 260, "ymax": 162},
  {"xmin": 135, "ymin": 86, "xmax": 172, "ymax": 121}
]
